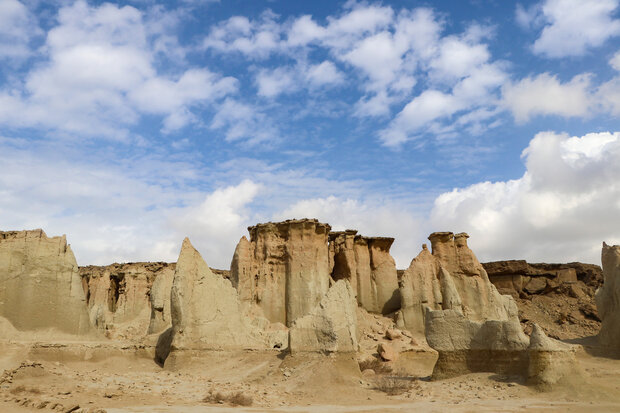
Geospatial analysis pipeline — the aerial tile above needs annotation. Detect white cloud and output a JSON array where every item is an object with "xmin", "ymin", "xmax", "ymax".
[
  {"xmin": 274, "ymin": 196, "xmax": 423, "ymax": 268},
  {"xmin": 0, "ymin": 1, "xmax": 236, "ymax": 138},
  {"xmin": 210, "ymin": 98, "xmax": 280, "ymax": 144},
  {"xmin": 0, "ymin": 0, "xmax": 39, "ymax": 60},
  {"xmin": 611, "ymin": 50, "xmax": 620, "ymax": 71},
  {"xmin": 255, "ymin": 61, "xmax": 345, "ymax": 98},
  {"xmin": 431, "ymin": 131, "xmax": 620, "ymax": 264},
  {"xmin": 502, "ymin": 73, "xmax": 593, "ymax": 122},
  {"xmin": 530, "ymin": 0, "xmax": 620, "ymax": 58}
]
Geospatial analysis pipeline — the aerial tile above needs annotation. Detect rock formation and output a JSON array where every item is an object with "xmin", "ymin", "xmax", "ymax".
[
  {"xmin": 160, "ymin": 238, "xmax": 287, "ymax": 366},
  {"xmin": 230, "ymin": 219, "xmax": 331, "ymax": 326},
  {"xmin": 398, "ymin": 232, "xmax": 511, "ymax": 339},
  {"xmin": 329, "ymin": 231, "xmax": 400, "ymax": 315},
  {"xmin": 527, "ymin": 324, "xmax": 578, "ymax": 389},
  {"xmin": 483, "ymin": 260, "xmax": 601, "ymax": 298},
  {"xmin": 596, "ymin": 242, "xmax": 620, "ymax": 352},
  {"xmin": 288, "ymin": 280, "xmax": 358, "ymax": 353},
  {"xmin": 80, "ymin": 262, "xmax": 175, "ymax": 339},
  {"xmin": 485, "ymin": 259, "xmax": 601, "ymax": 340},
  {"xmin": 0, "ymin": 230, "xmax": 91, "ymax": 335}
]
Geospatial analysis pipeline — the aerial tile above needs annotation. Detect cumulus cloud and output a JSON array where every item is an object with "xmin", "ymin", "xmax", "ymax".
[
  {"xmin": 0, "ymin": 1, "xmax": 236, "ymax": 138},
  {"xmin": 0, "ymin": 0, "xmax": 39, "ymax": 60},
  {"xmin": 528, "ymin": 0, "xmax": 620, "ymax": 58},
  {"xmin": 431, "ymin": 131, "xmax": 620, "ymax": 264},
  {"xmin": 274, "ymin": 196, "xmax": 424, "ymax": 268},
  {"xmin": 502, "ymin": 73, "xmax": 594, "ymax": 122}
]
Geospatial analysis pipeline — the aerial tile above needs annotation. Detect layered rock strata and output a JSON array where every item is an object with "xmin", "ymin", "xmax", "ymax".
[
  {"xmin": 80, "ymin": 262, "xmax": 175, "ymax": 339},
  {"xmin": 398, "ymin": 232, "xmax": 510, "ymax": 338},
  {"xmin": 230, "ymin": 219, "xmax": 331, "ymax": 326},
  {"xmin": 289, "ymin": 280, "xmax": 359, "ymax": 353},
  {"xmin": 328, "ymin": 231, "xmax": 400, "ymax": 315},
  {"xmin": 0, "ymin": 230, "xmax": 91, "ymax": 335},
  {"xmin": 527, "ymin": 324, "xmax": 578, "ymax": 389},
  {"xmin": 595, "ymin": 242, "xmax": 620, "ymax": 352}
]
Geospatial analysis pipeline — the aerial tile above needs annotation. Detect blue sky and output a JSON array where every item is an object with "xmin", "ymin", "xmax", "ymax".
[{"xmin": 0, "ymin": 0, "xmax": 619, "ymax": 268}]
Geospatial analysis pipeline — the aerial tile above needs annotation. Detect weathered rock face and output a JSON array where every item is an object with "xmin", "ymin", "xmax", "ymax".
[
  {"xmin": 398, "ymin": 232, "xmax": 510, "ymax": 338},
  {"xmin": 596, "ymin": 242, "xmax": 620, "ymax": 351},
  {"xmin": 328, "ymin": 231, "xmax": 400, "ymax": 315},
  {"xmin": 425, "ymin": 306, "xmax": 530, "ymax": 379},
  {"xmin": 527, "ymin": 324, "xmax": 579, "ymax": 389},
  {"xmin": 288, "ymin": 280, "xmax": 358, "ymax": 353},
  {"xmin": 484, "ymin": 259, "xmax": 602, "ymax": 340},
  {"xmin": 164, "ymin": 238, "xmax": 286, "ymax": 361},
  {"xmin": 483, "ymin": 260, "xmax": 602, "ymax": 298},
  {"xmin": 0, "ymin": 230, "xmax": 91, "ymax": 335},
  {"xmin": 230, "ymin": 219, "xmax": 331, "ymax": 327},
  {"xmin": 80, "ymin": 262, "xmax": 175, "ymax": 339}
]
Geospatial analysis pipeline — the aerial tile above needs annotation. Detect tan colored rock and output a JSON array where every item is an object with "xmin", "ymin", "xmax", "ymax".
[
  {"xmin": 527, "ymin": 324, "xmax": 579, "ymax": 389},
  {"xmin": 377, "ymin": 342, "xmax": 398, "ymax": 361},
  {"xmin": 596, "ymin": 242, "xmax": 620, "ymax": 352},
  {"xmin": 230, "ymin": 219, "xmax": 331, "ymax": 326},
  {"xmin": 398, "ymin": 233, "xmax": 511, "ymax": 340},
  {"xmin": 0, "ymin": 230, "xmax": 91, "ymax": 335},
  {"xmin": 168, "ymin": 238, "xmax": 263, "ymax": 352},
  {"xmin": 425, "ymin": 305, "xmax": 529, "ymax": 379},
  {"xmin": 328, "ymin": 232, "xmax": 400, "ymax": 315},
  {"xmin": 79, "ymin": 262, "xmax": 175, "ymax": 339},
  {"xmin": 288, "ymin": 280, "xmax": 358, "ymax": 353}
]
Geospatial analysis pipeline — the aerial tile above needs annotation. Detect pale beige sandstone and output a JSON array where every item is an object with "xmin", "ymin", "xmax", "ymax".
[
  {"xmin": 527, "ymin": 324, "xmax": 579, "ymax": 389},
  {"xmin": 425, "ymin": 305, "xmax": 530, "ymax": 380},
  {"xmin": 595, "ymin": 242, "xmax": 620, "ymax": 352},
  {"xmin": 399, "ymin": 232, "xmax": 511, "ymax": 340},
  {"xmin": 230, "ymin": 219, "xmax": 331, "ymax": 327},
  {"xmin": 328, "ymin": 231, "xmax": 400, "ymax": 315},
  {"xmin": 288, "ymin": 280, "xmax": 358, "ymax": 354},
  {"xmin": 161, "ymin": 238, "xmax": 286, "ymax": 366},
  {"xmin": 79, "ymin": 262, "xmax": 175, "ymax": 339},
  {"xmin": 0, "ymin": 230, "xmax": 91, "ymax": 336}
]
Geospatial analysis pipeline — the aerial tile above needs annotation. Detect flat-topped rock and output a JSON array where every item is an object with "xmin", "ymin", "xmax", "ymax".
[{"xmin": 0, "ymin": 229, "xmax": 92, "ymax": 336}]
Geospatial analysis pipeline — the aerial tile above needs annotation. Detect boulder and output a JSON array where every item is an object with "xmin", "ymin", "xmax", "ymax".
[
  {"xmin": 230, "ymin": 219, "xmax": 331, "ymax": 326},
  {"xmin": 0, "ymin": 230, "xmax": 92, "ymax": 335},
  {"xmin": 288, "ymin": 280, "xmax": 358, "ymax": 354},
  {"xmin": 377, "ymin": 342, "xmax": 398, "ymax": 361},
  {"xmin": 328, "ymin": 231, "xmax": 400, "ymax": 315}
]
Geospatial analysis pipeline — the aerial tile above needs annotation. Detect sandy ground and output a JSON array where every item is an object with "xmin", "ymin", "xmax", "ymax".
[{"xmin": 1, "ymin": 337, "xmax": 620, "ymax": 413}]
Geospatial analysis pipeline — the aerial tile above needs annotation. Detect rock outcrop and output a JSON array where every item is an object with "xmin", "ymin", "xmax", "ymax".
[
  {"xmin": 398, "ymin": 232, "xmax": 511, "ymax": 339},
  {"xmin": 160, "ymin": 238, "xmax": 287, "ymax": 365},
  {"xmin": 527, "ymin": 324, "xmax": 578, "ymax": 389},
  {"xmin": 230, "ymin": 219, "xmax": 331, "ymax": 326},
  {"xmin": 484, "ymin": 259, "xmax": 601, "ymax": 340},
  {"xmin": 596, "ymin": 242, "xmax": 620, "ymax": 352},
  {"xmin": 80, "ymin": 262, "xmax": 175, "ymax": 339},
  {"xmin": 0, "ymin": 230, "xmax": 91, "ymax": 335},
  {"xmin": 328, "ymin": 231, "xmax": 400, "ymax": 315},
  {"xmin": 483, "ymin": 260, "xmax": 602, "ymax": 298},
  {"xmin": 288, "ymin": 280, "xmax": 358, "ymax": 353},
  {"xmin": 425, "ymin": 306, "xmax": 529, "ymax": 379}
]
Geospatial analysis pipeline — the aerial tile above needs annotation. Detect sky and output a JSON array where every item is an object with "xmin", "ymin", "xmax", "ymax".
[{"xmin": 0, "ymin": 0, "xmax": 619, "ymax": 269}]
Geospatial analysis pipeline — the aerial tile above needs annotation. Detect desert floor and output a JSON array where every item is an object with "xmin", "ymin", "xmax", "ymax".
[{"xmin": 1, "ymin": 336, "xmax": 619, "ymax": 413}]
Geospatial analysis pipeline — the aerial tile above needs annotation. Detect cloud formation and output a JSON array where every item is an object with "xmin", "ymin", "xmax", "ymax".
[{"xmin": 431, "ymin": 131, "xmax": 620, "ymax": 264}]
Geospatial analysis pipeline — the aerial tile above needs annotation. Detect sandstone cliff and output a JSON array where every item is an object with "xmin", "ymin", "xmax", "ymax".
[
  {"xmin": 0, "ymin": 230, "xmax": 91, "ymax": 335},
  {"xmin": 329, "ymin": 231, "xmax": 400, "ymax": 315},
  {"xmin": 230, "ymin": 219, "xmax": 331, "ymax": 327},
  {"xmin": 79, "ymin": 262, "xmax": 175, "ymax": 339}
]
